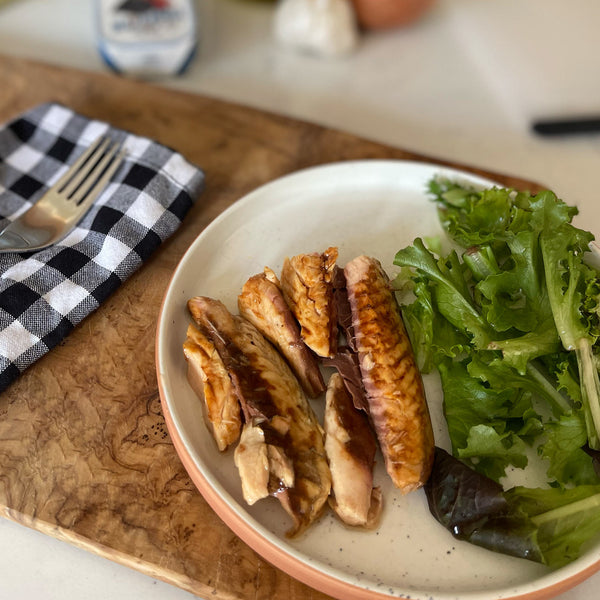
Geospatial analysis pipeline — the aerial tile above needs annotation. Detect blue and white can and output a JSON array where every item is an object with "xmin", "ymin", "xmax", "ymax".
[{"xmin": 96, "ymin": 0, "xmax": 198, "ymax": 78}]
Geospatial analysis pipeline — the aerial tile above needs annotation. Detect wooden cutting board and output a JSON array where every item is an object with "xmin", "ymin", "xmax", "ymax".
[{"xmin": 0, "ymin": 55, "xmax": 543, "ymax": 600}]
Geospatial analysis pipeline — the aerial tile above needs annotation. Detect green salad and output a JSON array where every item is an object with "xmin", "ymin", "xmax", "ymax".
[{"xmin": 394, "ymin": 178, "xmax": 600, "ymax": 566}]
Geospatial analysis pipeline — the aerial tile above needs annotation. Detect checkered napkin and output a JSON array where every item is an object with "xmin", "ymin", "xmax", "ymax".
[{"xmin": 0, "ymin": 102, "xmax": 204, "ymax": 393}]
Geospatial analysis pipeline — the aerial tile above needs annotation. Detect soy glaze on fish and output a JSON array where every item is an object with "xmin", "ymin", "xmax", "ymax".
[
  {"xmin": 238, "ymin": 267, "xmax": 325, "ymax": 398},
  {"xmin": 187, "ymin": 296, "xmax": 331, "ymax": 536},
  {"xmin": 324, "ymin": 372, "xmax": 382, "ymax": 528}
]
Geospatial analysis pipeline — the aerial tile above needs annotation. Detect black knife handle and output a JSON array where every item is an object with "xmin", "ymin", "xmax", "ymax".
[{"xmin": 532, "ymin": 117, "xmax": 600, "ymax": 136}]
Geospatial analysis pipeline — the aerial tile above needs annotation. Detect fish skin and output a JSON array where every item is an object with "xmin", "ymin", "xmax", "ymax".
[
  {"xmin": 187, "ymin": 296, "xmax": 331, "ymax": 536},
  {"xmin": 183, "ymin": 324, "xmax": 242, "ymax": 451},
  {"xmin": 238, "ymin": 267, "xmax": 325, "ymax": 398},
  {"xmin": 344, "ymin": 256, "xmax": 434, "ymax": 493},
  {"xmin": 280, "ymin": 247, "xmax": 338, "ymax": 358},
  {"xmin": 322, "ymin": 346, "xmax": 369, "ymax": 412}
]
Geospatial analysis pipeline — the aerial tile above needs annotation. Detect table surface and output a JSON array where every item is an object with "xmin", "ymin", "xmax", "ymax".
[{"xmin": 1, "ymin": 1, "xmax": 600, "ymax": 599}]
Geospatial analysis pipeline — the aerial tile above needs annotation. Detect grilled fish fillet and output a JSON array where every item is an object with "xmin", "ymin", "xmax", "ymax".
[
  {"xmin": 183, "ymin": 324, "xmax": 242, "ymax": 451},
  {"xmin": 188, "ymin": 296, "xmax": 331, "ymax": 536},
  {"xmin": 280, "ymin": 246, "xmax": 338, "ymax": 358},
  {"xmin": 344, "ymin": 256, "xmax": 434, "ymax": 493},
  {"xmin": 324, "ymin": 373, "xmax": 382, "ymax": 527},
  {"xmin": 234, "ymin": 420, "xmax": 295, "ymax": 505},
  {"xmin": 238, "ymin": 267, "xmax": 325, "ymax": 398}
]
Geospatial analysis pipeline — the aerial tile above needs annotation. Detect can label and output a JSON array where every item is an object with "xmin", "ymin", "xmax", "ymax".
[
  {"xmin": 96, "ymin": 0, "xmax": 197, "ymax": 76},
  {"xmin": 99, "ymin": 0, "xmax": 195, "ymax": 44}
]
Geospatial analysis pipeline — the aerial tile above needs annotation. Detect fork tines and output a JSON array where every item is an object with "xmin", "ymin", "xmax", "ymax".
[{"xmin": 57, "ymin": 136, "xmax": 124, "ymax": 205}]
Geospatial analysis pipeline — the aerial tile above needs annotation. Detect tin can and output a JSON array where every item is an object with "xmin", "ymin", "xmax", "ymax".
[{"xmin": 96, "ymin": 0, "xmax": 198, "ymax": 77}]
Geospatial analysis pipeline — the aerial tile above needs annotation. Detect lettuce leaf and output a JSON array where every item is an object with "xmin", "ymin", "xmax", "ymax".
[
  {"xmin": 404, "ymin": 180, "xmax": 600, "ymax": 567},
  {"xmin": 395, "ymin": 238, "xmax": 494, "ymax": 348},
  {"xmin": 395, "ymin": 178, "xmax": 600, "ymax": 487},
  {"xmin": 425, "ymin": 447, "xmax": 600, "ymax": 567}
]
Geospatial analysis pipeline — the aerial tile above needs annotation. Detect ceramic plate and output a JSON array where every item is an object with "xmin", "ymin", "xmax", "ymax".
[{"xmin": 156, "ymin": 160, "xmax": 600, "ymax": 600}]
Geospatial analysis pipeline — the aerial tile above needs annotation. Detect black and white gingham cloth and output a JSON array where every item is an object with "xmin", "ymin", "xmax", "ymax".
[{"xmin": 0, "ymin": 102, "xmax": 204, "ymax": 392}]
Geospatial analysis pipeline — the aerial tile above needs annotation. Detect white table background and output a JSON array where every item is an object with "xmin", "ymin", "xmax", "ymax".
[{"xmin": 1, "ymin": 0, "xmax": 600, "ymax": 598}]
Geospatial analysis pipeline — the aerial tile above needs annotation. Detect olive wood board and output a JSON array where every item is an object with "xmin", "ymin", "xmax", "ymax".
[{"xmin": 0, "ymin": 55, "xmax": 544, "ymax": 600}]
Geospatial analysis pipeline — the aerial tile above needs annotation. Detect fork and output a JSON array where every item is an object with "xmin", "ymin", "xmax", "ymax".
[{"xmin": 0, "ymin": 135, "xmax": 125, "ymax": 253}]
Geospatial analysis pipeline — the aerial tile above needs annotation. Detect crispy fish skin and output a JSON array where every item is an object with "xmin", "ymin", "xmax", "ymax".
[
  {"xmin": 238, "ymin": 267, "xmax": 325, "ymax": 398},
  {"xmin": 324, "ymin": 373, "xmax": 382, "ymax": 528},
  {"xmin": 344, "ymin": 256, "xmax": 434, "ymax": 493},
  {"xmin": 183, "ymin": 324, "xmax": 242, "ymax": 452},
  {"xmin": 280, "ymin": 247, "xmax": 338, "ymax": 358},
  {"xmin": 187, "ymin": 296, "xmax": 331, "ymax": 536}
]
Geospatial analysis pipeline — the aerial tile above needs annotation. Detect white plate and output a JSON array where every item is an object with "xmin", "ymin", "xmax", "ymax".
[{"xmin": 156, "ymin": 160, "xmax": 600, "ymax": 600}]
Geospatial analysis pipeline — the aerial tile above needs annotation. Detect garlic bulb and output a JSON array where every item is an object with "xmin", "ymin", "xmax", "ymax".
[{"xmin": 273, "ymin": 0, "xmax": 359, "ymax": 57}]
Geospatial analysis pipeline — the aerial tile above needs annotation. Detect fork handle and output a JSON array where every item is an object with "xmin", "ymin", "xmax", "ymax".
[
  {"xmin": 0, "ymin": 227, "xmax": 30, "ymax": 252},
  {"xmin": 0, "ymin": 220, "xmax": 49, "ymax": 253}
]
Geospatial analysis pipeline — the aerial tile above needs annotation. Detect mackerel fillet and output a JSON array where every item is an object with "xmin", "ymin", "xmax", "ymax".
[
  {"xmin": 188, "ymin": 296, "xmax": 331, "ymax": 535},
  {"xmin": 344, "ymin": 256, "xmax": 434, "ymax": 493},
  {"xmin": 280, "ymin": 247, "xmax": 338, "ymax": 358}
]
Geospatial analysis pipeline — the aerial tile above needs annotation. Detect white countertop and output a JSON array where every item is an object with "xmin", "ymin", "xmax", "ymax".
[{"xmin": 1, "ymin": 0, "xmax": 600, "ymax": 598}]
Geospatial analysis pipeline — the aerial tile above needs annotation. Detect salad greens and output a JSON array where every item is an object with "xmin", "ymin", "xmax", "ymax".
[
  {"xmin": 425, "ymin": 447, "xmax": 600, "ymax": 568},
  {"xmin": 394, "ymin": 179, "xmax": 600, "ymax": 487}
]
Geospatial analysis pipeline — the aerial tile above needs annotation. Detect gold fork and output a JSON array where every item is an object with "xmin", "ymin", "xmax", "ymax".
[{"xmin": 0, "ymin": 136, "xmax": 124, "ymax": 253}]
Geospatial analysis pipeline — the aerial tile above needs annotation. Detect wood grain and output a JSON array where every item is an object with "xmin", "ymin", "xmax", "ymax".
[{"xmin": 0, "ymin": 55, "xmax": 544, "ymax": 600}]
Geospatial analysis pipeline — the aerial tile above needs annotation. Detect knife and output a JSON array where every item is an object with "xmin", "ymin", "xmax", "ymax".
[{"xmin": 532, "ymin": 117, "xmax": 600, "ymax": 136}]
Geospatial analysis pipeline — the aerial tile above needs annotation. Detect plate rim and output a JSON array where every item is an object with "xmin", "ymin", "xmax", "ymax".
[{"xmin": 155, "ymin": 158, "xmax": 600, "ymax": 600}]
